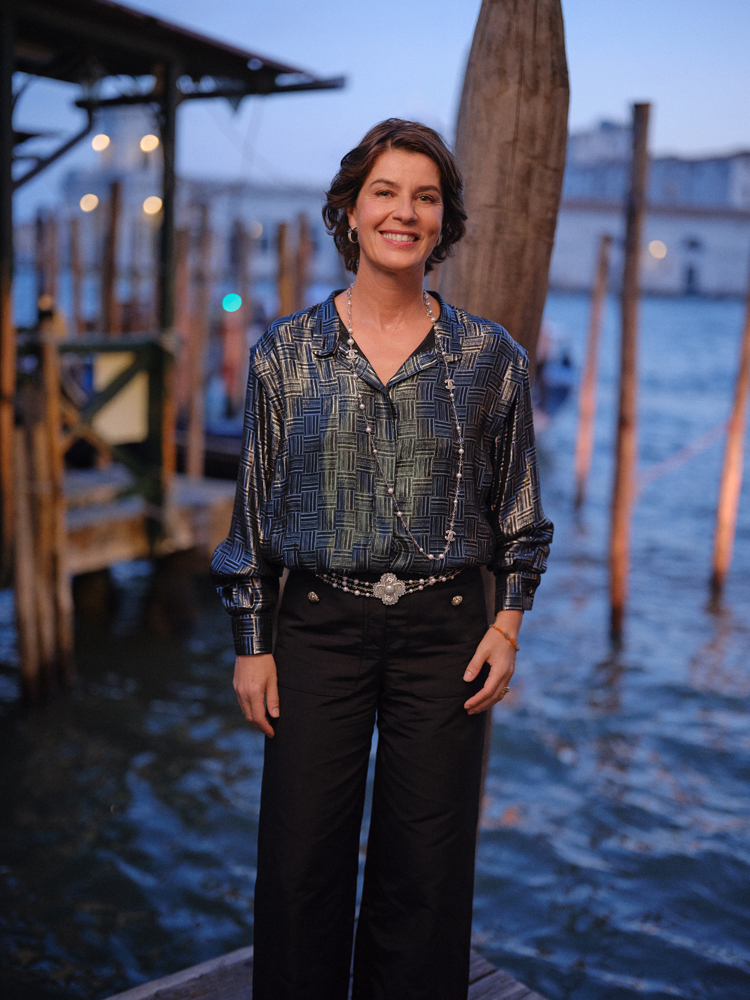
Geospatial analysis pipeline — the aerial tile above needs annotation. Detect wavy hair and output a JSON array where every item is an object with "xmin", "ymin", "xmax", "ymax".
[{"xmin": 322, "ymin": 119, "xmax": 466, "ymax": 274}]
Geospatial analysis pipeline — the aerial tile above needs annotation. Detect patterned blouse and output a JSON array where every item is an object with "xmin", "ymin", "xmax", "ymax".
[{"xmin": 211, "ymin": 292, "xmax": 553, "ymax": 655}]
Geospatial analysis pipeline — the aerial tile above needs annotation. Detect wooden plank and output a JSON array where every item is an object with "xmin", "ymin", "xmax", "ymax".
[
  {"xmin": 63, "ymin": 473, "xmax": 235, "ymax": 574},
  {"xmin": 103, "ymin": 947, "xmax": 546, "ymax": 1000},
  {"xmin": 469, "ymin": 968, "xmax": 546, "ymax": 1000},
  {"xmin": 104, "ymin": 946, "xmax": 253, "ymax": 1000}
]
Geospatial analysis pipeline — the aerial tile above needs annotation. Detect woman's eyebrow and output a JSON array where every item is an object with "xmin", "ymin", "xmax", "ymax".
[{"xmin": 367, "ymin": 179, "xmax": 441, "ymax": 194}]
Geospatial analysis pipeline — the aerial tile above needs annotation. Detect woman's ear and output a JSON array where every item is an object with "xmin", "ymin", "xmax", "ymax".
[{"xmin": 346, "ymin": 206, "xmax": 357, "ymax": 230}]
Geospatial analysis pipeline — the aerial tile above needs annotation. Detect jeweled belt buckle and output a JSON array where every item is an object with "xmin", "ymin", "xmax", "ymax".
[{"xmin": 372, "ymin": 572, "xmax": 406, "ymax": 605}]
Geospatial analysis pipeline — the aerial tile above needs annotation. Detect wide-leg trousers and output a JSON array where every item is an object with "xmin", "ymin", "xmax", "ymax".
[{"xmin": 252, "ymin": 568, "xmax": 489, "ymax": 1000}]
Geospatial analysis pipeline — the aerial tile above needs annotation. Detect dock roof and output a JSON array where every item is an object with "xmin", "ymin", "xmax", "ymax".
[{"xmin": 14, "ymin": 0, "xmax": 344, "ymax": 99}]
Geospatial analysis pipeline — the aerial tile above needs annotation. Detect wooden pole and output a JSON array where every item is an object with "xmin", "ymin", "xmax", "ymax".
[
  {"xmin": 609, "ymin": 103, "xmax": 651, "ymax": 639},
  {"xmin": 40, "ymin": 336, "xmax": 74, "ymax": 685},
  {"xmin": 294, "ymin": 213, "xmax": 312, "ymax": 312},
  {"xmin": 13, "ymin": 428, "xmax": 40, "ymax": 701},
  {"xmin": 276, "ymin": 222, "xmax": 294, "ymax": 318},
  {"xmin": 158, "ymin": 61, "xmax": 178, "ymax": 333},
  {"xmin": 101, "ymin": 179, "xmax": 121, "ymax": 335},
  {"xmin": 186, "ymin": 204, "xmax": 211, "ymax": 478},
  {"xmin": 439, "ymin": 0, "xmax": 569, "ymax": 373},
  {"xmin": 711, "ymin": 275, "xmax": 750, "ymax": 595},
  {"xmin": 574, "ymin": 233, "xmax": 612, "ymax": 508},
  {"xmin": 69, "ymin": 215, "xmax": 84, "ymax": 335},
  {"xmin": 173, "ymin": 226, "xmax": 190, "ymax": 408},
  {"xmin": 0, "ymin": 7, "xmax": 16, "ymax": 584}
]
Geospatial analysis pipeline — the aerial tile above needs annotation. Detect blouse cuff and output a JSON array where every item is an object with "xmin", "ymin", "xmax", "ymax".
[
  {"xmin": 494, "ymin": 572, "xmax": 538, "ymax": 613},
  {"xmin": 231, "ymin": 614, "xmax": 275, "ymax": 655}
]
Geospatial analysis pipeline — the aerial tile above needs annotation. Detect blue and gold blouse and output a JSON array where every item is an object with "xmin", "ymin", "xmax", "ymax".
[{"xmin": 211, "ymin": 292, "xmax": 553, "ymax": 655}]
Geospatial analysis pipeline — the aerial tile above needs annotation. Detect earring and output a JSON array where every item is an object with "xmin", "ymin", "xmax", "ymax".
[
  {"xmin": 436, "ymin": 233, "xmax": 443, "ymax": 246},
  {"xmin": 347, "ymin": 227, "xmax": 358, "ymax": 243}
]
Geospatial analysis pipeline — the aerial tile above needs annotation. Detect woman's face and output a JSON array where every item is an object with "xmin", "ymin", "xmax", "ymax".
[{"xmin": 347, "ymin": 148, "xmax": 444, "ymax": 276}]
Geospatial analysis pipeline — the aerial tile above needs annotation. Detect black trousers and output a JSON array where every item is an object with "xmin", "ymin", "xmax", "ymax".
[{"xmin": 252, "ymin": 568, "xmax": 489, "ymax": 1000}]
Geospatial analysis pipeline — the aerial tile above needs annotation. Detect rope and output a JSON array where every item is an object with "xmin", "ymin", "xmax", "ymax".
[{"xmin": 637, "ymin": 419, "xmax": 728, "ymax": 493}]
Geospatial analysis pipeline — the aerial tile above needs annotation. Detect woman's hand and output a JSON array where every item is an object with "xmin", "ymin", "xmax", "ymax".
[
  {"xmin": 462, "ymin": 610, "xmax": 523, "ymax": 715},
  {"xmin": 234, "ymin": 653, "xmax": 279, "ymax": 737}
]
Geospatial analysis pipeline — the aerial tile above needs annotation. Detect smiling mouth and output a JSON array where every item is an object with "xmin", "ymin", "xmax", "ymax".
[{"xmin": 380, "ymin": 231, "xmax": 418, "ymax": 243}]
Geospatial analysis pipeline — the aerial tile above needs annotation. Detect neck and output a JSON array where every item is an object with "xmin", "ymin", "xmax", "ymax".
[{"xmin": 350, "ymin": 258, "xmax": 428, "ymax": 328}]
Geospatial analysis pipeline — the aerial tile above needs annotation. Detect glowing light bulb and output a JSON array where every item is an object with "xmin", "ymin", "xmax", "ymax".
[
  {"xmin": 140, "ymin": 134, "xmax": 159, "ymax": 152},
  {"xmin": 222, "ymin": 293, "xmax": 242, "ymax": 313},
  {"xmin": 91, "ymin": 134, "xmax": 110, "ymax": 152},
  {"xmin": 143, "ymin": 196, "xmax": 163, "ymax": 215},
  {"xmin": 80, "ymin": 193, "xmax": 99, "ymax": 212},
  {"xmin": 249, "ymin": 221, "xmax": 263, "ymax": 238},
  {"xmin": 649, "ymin": 240, "xmax": 667, "ymax": 260}
]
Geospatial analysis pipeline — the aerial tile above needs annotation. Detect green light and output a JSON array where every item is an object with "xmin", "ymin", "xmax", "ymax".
[{"xmin": 222, "ymin": 293, "xmax": 242, "ymax": 313}]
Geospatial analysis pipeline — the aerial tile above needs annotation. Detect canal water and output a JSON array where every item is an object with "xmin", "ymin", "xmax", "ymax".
[{"xmin": 1, "ymin": 293, "xmax": 749, "ymax": 1000}]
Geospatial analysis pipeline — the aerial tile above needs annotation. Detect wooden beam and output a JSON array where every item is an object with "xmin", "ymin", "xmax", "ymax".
[
  {"xmin": 574, "ymin": 233, "xmax": 612, "ymax": 508},
  {"xmin": 101, "ymin": 180, "xmax": 121, "ymax": 335},
  {"xmin": 158, "ymin": 61, "xmax": 178, "ymax": 333},
  {"xmin": 609, "ymin": 103, "xmax": 651, "ymax": 639},
  {"xmin": 0, "ymin": 6, "xmax": 16, "ymax": 583},
  {"xmin": 439, "ymin": 0, "xmax": 569, "ymax": 373},
  {"xmin": 711, "ymin": 271, "xmax": 750, "ymax": 595},
  {"xmin": 276, "ymin": 221, "xmax": 294, "ymax": 318},
  {"xmin": 186, "ymin": 204, "xmax": 211, "ymax": 478}
]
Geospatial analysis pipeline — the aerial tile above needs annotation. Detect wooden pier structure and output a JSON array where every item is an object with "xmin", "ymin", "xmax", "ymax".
[
  {"xmin": 2, "ymin": 0, "xmax": 344, "ymax": 700},
  {"xmin": 105, "ymin": 946, "xmax": 548, "ymax": 1000}
]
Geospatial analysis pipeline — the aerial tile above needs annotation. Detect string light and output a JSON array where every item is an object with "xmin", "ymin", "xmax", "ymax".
[
  {"xmin": 222, "ymin": 293, "xmax": 242, "ymax": 312},
  {"xmin": 649, "ymin": 240, "xmax": 667, "ymax": 259},
  {"xmin": 91, "ymin": 134, "xmax": 110, "ymax": 151},
  {"xmin": 80, "ymin": 194, "xmax": 99, "ymax": 212},
  {"xmin": 140, "ymin": 134, "xmax": 159, "ymax": 152},
  {"xmin": 143, "ymin": 196, "xmax": 163, "ymax": 215}
]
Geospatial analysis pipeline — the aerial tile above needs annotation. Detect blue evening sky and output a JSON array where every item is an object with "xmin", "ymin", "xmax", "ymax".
[{"xmin": 14, "ymin": 0, "xmax": 750, "ymax": 217}]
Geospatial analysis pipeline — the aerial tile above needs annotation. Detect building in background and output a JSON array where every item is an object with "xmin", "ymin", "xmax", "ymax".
[{"xmin": 551, "ymin": 120, "xmax": 750, "ymax": 296}]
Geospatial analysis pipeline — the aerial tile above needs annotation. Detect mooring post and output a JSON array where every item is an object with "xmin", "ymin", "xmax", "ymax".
[
  {"xmin": 710, "ymin": 273, "xmax": 750, "ymax": 595},
  {"xmin": 0, "ymin": 7, "xmax": 16, "ymax": 584},
  {"xmin": 295, "ymin": 213, "xmax": 312, "ymax": 312},
  {"xmin": 186, "ymin": 204, "xmax": 211, "ymax": 479},
  {"xmin": 276, "ymin": 222, "xmax": 294, "ymax": 319},
  {"xmin": 609, "ymin": 103, "xmax": 651, "ymax": 639},
  {"xmin": 101, "ymin": 180, "xmax": 121, "ymax": 335},
  {"xmin": 69, "ymin": 215, "xmax": 84, "ymax": 335},
  {"xmin": 575, "ymin": 233, "xmax": 612, "ymax": 508}
]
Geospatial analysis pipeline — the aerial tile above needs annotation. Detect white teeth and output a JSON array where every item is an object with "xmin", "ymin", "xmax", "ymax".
[{"xmin": 382, "ymin": 232, "xmax": 417, "ymax": 242}]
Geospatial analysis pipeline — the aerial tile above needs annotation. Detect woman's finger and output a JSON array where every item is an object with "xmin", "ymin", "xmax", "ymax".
[
  {"xmin": 266, "ymin": 671, "xmax": 280, "ymax": 719},
  {"xmin": 248, "ymin": 684, "xmax": 275, "ymax": 737}
]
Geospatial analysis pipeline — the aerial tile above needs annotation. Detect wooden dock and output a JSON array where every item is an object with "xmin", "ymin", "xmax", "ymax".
[
  {"xmin": 104, "ymin": 946, "xmax": 547, "ymax": 1000},
  {"xmin": 64, "ymin": 467, "xmax": 235, "ymax": 575}
]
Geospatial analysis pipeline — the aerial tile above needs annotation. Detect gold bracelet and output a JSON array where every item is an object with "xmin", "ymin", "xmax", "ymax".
[{"xmin": 491, "ymin": 625, "xmax": 520, "ymax": 652}]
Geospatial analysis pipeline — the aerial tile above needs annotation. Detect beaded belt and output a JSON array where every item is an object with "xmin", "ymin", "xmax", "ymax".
[{"xmin": 315, "ymin": 569, "xmax": 462, "ymax": 606}]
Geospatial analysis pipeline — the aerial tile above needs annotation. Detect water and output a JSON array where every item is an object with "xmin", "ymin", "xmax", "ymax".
[{"xmin": 1, "ymin": 293, "xmax": 749, "ymax": 999}]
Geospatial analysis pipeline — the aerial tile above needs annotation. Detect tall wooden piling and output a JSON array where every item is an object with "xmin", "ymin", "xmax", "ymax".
[
  {"xmin": 14, "ymin": 336, "xmax": 74, "ymax": 699},
  {"xmin": 575, "ymin": 233, "xmax": 612, "ymax": 508},
  {"xmin": 295, "ymin": 213, "xmax": 312, "ymax": 312},
  {"xmin": 69, "ymin": 215, "xmax": 84, "ymax": 335},
  {"xmin": 101, "ymin": 180, "xmax": 121, "ymax": 335},
  {"xmin": 186, "ymin": 205, "xmax": 211, "ymax": 478},
  {"xmin": 711, "ymin": 279, "xmax": 750, "ymax": 594},
  {"xmin": 609, "ymin": 103, "xmax": 651, "ymax": 638},
  {"xmin": 439, "ymin": 0, "xmax": 569, "ymax": 372},
  {"xmin": 277, "ymin": 222, "xmax": 294, "ymax": 318},
  {"xmin": 0, "ymin": 7, "xmax": 16, "ymax": 583}
]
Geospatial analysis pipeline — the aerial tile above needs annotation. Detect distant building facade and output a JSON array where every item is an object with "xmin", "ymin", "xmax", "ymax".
[{"xmin": 550, "ymin": 120, "xmax": 750, "ymax": 296}]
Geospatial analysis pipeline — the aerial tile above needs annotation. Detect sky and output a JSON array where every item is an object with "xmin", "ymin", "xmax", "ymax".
[{"xmin": 14, "ymin": 0, "xmax": 750, "ymax": 217}]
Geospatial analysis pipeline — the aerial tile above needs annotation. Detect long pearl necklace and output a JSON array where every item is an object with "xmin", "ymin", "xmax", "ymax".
[{"xmin": 345, "ymin": 282, "xmax": 464, "ymax": 564}]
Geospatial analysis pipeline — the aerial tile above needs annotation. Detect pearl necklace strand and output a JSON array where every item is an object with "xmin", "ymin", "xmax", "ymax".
[{"xmin": 345, "ymin": 282, "xmax": 464, "ymax": 564}]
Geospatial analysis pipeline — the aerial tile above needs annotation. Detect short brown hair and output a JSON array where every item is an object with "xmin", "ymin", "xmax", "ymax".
[{"xmin": 323, "ymin": 119, "xmax": 466, "ymax": 274}]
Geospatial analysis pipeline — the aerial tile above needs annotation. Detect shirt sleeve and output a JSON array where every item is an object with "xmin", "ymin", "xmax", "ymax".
[
  {"xmin": 487, "ymin": 352, "xmax": 554, "ymax": 613},
  {"xmin": 210, "ymin": 358, "xmax": 283, "ymax": 654}
]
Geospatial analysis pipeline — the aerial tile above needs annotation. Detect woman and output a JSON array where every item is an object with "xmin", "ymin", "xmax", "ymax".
[{"xmin": 211, "ymin": 119, "xmax": 553, "ymax": 1000}]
